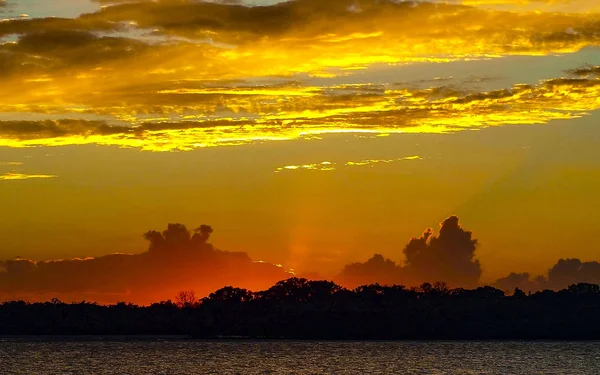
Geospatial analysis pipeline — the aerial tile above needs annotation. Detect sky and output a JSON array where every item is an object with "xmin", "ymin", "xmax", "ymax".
[{"xmin": 1, "ymin": 0, "xmax": 600, "ymax": 303}]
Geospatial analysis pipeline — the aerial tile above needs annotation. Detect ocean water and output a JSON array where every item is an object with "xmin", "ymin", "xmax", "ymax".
[{"xmin": 1, "ymin": 339, "xmax": 599, "ymax": 374}]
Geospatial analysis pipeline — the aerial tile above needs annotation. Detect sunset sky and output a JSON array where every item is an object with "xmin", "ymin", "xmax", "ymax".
[{"xmin": 1, "ymin": 0, "xmax": 600, "ymax": 302}]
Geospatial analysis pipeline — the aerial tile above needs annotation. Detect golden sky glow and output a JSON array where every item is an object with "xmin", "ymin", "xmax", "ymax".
[{"xmin": 1, "ymin": 0, "xmax": 600, "ymax": 302}]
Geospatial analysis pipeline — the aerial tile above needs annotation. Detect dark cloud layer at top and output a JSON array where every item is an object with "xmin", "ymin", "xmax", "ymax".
[
  {"xmin": 0, "ymin": 0, "xmax": 598, "ymax": 152},
  {"xmin": 75, "ymin": 0, "xmax": 600, "ymax": 48}
]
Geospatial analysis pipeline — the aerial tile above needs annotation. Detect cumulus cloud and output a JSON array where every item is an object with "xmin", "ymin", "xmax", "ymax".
[
  {"xmin": 493, "ymin": 258, "xmax": 600, "ymax": 293},
  {"xmin": 403, "ymin": 216, "xmax": 481, "ymax": 287},
  {"xmin": 0, "ymin": 223, "xmax": 290, "ymax": 304},
  {"xmin": 336, "ymin": 216, "xmax": 482, "ymax": 288},
  {"xmin": 338, "ymin": 218, "xmax": 600, "ymax": 292},
  {"xmin": 337, "ymin": 254, "xmax": 407, "ymax": 288}
]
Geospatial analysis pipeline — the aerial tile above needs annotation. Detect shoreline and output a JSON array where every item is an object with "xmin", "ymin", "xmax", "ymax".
[{"xmin": 1, "ymin": 336, "xmax": 600, "ymax": 342}]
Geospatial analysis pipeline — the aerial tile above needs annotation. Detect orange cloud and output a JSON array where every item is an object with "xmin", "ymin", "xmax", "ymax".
[{"xmin": 0, "ymin": 223, "xmax": 290, "ymax": 305}]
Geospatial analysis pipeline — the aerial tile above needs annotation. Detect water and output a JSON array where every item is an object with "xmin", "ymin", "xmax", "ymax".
[{"xmin": 1, "ymin": 339, "xmax": 599, "ymax": 374}]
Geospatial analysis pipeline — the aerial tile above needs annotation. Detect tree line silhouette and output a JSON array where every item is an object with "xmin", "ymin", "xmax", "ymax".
[{"xmin": 1, "ymin": 278, "xmax": 600, "ymax": 339}]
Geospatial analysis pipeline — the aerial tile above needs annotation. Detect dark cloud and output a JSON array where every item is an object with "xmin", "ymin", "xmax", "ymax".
[
  {"xmin": 338, "ymin": 219, "xmax": 600, "ymax": 293},
  {"xmin": 567, "ymin": 65, "xmax": 600, "ymax": 77},
  {"xmin": 4, "ymin": 0, "xmax": 598, "ymax": 51},
  {"xmin": 336, "ymin": 254, "xmax": 406, "ymax": 288},
  {"xmin": 493, "ymin": 272, "xmax": 540, "ymax": 293},
  {"xmin": 0, "ymin": 17, "xmax": 115, "ymax": 38},
  {"xmin": 493, "ymin": 259, "xmax": 600, "ymax": 293},
  {"xmin": 547, "ymin": 259, "xmax": 600, "ymax": 289},
  {"xmin": 3, "ymin": 217, "xmax": 600, "ymax": 303},
  {"xmin": 403, "ymin": 216, "xmax": 481, "ymax": 287},
  {"xmin": 77, "ymin": 0, "xmax": 600, "ymax": 53},
  {"xmin": 0, "ymin": 120, "xmax": 129, "ymax": 140},
  {"xmin": 0, "ymin": 223, "xmax": 289, "ymax": 304},
  {"xmin": 336, "ymin": 216, "xmax": 482, "ymax": 288},
  {"xmin": 0, "ymin": 30, "xmax": 150, "ymax": 77}
]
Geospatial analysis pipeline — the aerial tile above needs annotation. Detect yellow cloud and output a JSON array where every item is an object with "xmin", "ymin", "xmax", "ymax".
[
  {"xmin": 1, "ymin": 75, "xmax": 600, "ymax": 151},
  {"xmin": 275, "ymin": 162, "xmax": 336, "ymax": 172},
  {"xmin": 0, "ymin": 172, "xmax": 57, "ymax": 181},
  {"xmin": 345, "ymin": 156, "xmax": 423, "ymax": 166},
  {"xmin": 1, "ymin": 1, "xmax": 600, "ymax": 152},
  {"xmin": 275, "ymin": 156, "xmax": 423, "ymax": 172}
]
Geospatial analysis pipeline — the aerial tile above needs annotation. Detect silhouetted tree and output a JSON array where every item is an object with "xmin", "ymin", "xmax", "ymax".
[
  {"xmin": 175, "ymin": 290, "xmax": 197, "ymax": 308},
  {"xmin": 513, "ymin": 288, "xmax": 527, "ymax": 299}
]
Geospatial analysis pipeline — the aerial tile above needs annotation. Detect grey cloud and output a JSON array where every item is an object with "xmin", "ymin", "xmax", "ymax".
[
  {"xmin": 493, "ymin": 259, "xmax": 600, "ymax": 293},
  {"xmin": 336, "ymin": 216, "xmax": 482, "ymax": 289},
  {"xmin": 0, "ymin": 119, "xmax": 129, "ymax": 140},
  {"xmin": 567, "ymin": 65, "xmax": 600, "ymax": 77}
]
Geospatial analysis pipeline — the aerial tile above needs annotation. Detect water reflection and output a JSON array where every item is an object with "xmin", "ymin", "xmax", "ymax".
[{"xmin": 1, "ymin": 340, "xmax": 599, "ymax": 374}]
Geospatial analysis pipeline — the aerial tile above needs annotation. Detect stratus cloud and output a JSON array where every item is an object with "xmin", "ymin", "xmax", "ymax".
[
  {"xmin": 337, "ymin": 216, "xmax": 482, "ymax": 288},
  {"xmin": 0, "ymin": 223, "xmax": 290, "ymax": 304}
]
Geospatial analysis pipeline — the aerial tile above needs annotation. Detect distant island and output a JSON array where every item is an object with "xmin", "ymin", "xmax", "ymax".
[{"xmin": 1, "ymin": 278, "xmax": 600, "ymax": 340}]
